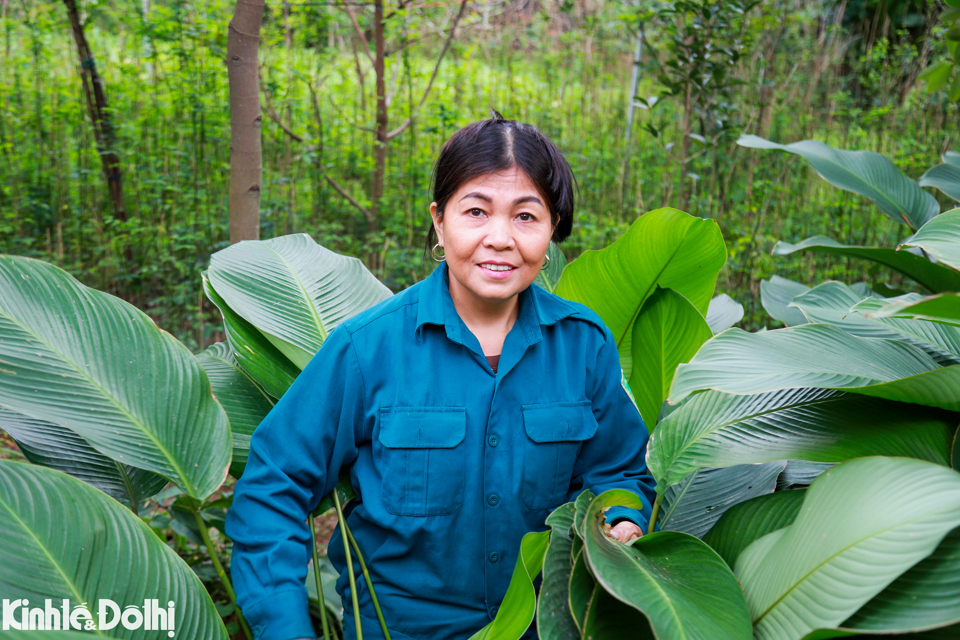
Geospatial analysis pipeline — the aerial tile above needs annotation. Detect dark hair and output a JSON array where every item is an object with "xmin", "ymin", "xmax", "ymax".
[{"xmin": 424, "ymin": 112, "xmax": 577, "ymax": 257}]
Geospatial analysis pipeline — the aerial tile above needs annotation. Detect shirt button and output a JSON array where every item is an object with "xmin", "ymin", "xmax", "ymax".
[
  {"xmin": 490, "ymin": 605, "xmax": 500, "ymax": 617},
  {"xmin": 487, "ymin": 494, "xmax": 500, "ymax": 506},
  {"xmin": 488, "ymin": 551, "xmax": 499, "ymax": 563},
  {"xmin": 488, "ymin": 435, "xmax": 499, "ymax": 447}
]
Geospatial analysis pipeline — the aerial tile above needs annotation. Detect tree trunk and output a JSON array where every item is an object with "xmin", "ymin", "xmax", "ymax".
[
  {"xmin": 228, "ymin": 0, "xmax": 265, "ymax": 244},
  {"xmin": 62, "ymin": 0, "xmax": 126, "ymax": 222},
  {"xmin": 371, "ymin": 0, "xmax": 386, "ymax": 236}
]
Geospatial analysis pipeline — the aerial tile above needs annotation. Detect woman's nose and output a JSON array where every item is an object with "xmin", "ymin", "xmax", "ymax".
[{"xmin": 483, "ymin": 214, "xmax": 515, "ymax": 249}]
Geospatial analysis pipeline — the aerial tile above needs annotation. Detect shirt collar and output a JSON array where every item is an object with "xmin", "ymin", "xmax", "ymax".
[{"xmin": 414, "ymin": 260, "xmax": 584, "ymax": 344}]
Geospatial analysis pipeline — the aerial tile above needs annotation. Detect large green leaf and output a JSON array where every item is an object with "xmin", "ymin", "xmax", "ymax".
[
  {"xmin": 582, "ymin": 489, "xmax": 753, "ymax": 640},
  {"xmin": 202, "ymin": 272, "xmax": 299, "ymax": 399},
  {"xmin": 706, "ymin": 293, "xmax": 745, "ymax": 333},
  {"xmin": 629, "ymin": 287, "xmax": 713, "ymax": 428},
  {"xmin": 777, "ymin": 459, "xmax": 833, "ymax": 489},
  {"xmin": 919, "ymin": 163, "xmax": 960, "ymax": 201},
  {"xmin": 855, "ymin": 292, "xmax": 960, "ymax": 327},
  {"xmin": 788, "ymin": 281, "xmax": 960, "ymax": 363},
  {"xmin": 567, "ymin": 542, "xmax": 595, "ymax": 633},
  {"xmin": 650, "ymin": 386, "xmax": 956, "ymax": 489},
  {"xmin": 738, "ymin": 135, "xmax": 940, "ymax": 229},
  {"xmin": 468, "ymin": 530, "xmax": 549, "ymax": 640},
  {"xmin": 0, "ymin": 460, "xmax": 228, "ymax": 638},
  {"xmin": 822, "ymin": 526, "xmax": 960, "ymax": 635},
  {"xmin": 702, "ymin": 489, "xmax": 805, "ymax": 569},
  {"xmin": 0, "ymin": 255, "xmax": 231, "ymax": 501},
  {"xmin": 900, "ymin": 208, "xmax": 960, "ymax": 272},
  {"xmin": 668, "ymin": 324, "xmax": 960, "ymax": 412},
  {"xmin": 306, "ymin": 553, "xmax": 344, "ymax": 625},
  {"xmin": 760, "ymin": 276, "xmax": 810, "ymax": 327},
  {"xmin": 207, "ymin": 234, "xmax": 393, "ymax": 369},
  {"xmin": 534, "ymin": 240, "xmax": 568, "ymax": 293},
  {"xmin": 736, "ymin": 457, "xmax": 960, "ymax": 640},
  {"xmin": 771, "ymin": 236, "xmax": 960, "ymax": 293},
  {"xmin": 0, "ymin": 406, "xmax": 168, "ymax": 513},
  {"xmin": 197, "ymin": 342, "xmax": 274, "ymax": 479},
  {"xmin": 580, "ymin": 587, "xmax": 655, "ymax": 640},
  {"xmin": 554, "ymin": 207, "xmax": 725, "ymax": 380},
  {"xmin": 538, "ymin": 503, "xmax": 581, "ymax": 640},
  {"xmin": 659, "ymin": 462, "xmax": 786, "ymax": 539}
]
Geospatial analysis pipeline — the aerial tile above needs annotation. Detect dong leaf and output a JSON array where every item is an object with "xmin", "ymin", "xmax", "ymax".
[
  {"xmin": 900, "ymin": 208, "xmax": 960, "ymax": 272},
  {"xmin": 554, "ymin": 208, "xmax": 725, "ymax": 381},
  {"xmin": 207, "ymin": 234, "xmax": 393, "ymax": 369},
  {"xmin": 649, "ymin": 387, "xmax": 955, "ymax": 489},
  {"xmin": 706, "ymin": 293, "xmax": 745, "ymax": 333},
  {"xmin": 202, "ymin": 272, "xmax": 299, "ymax": 399},
  {"xmin": 855, "ymin": 292, "xmax": 960, "ymax": 327},
  {"xmin": 669, "ymin": 324, "xmax": 960, "ymax": 412},
  {"xmin": 658, "ymin": 462, "xmax": 786, "ymax": 539},
  {"xmin": 771, "ymin": 236, "xmax": 960, "ymax": 293},
  {"xmin": 582, "ymin": 489, "xmax": 752, "ymax": 640},
  {"xmin": 629, "ymin": 287, "xmax": 713, "ymax": 428},
  {"xmin": 0, "ymin": 406, "xmax": 168, "ymax": 513},
  {"xmin": 196, "ymin": 342, "xmax": 274, "ymax": 479},
  {"xmin": 534, "ymin": 240, "xmax": 568, "ymax": 294},
  {"xmin": 738, "ymin": 135, "xmax": 939, "ymax": 229},
  {"xmin": 0, "ymin": 255, "xmax": 231, "ymax": 501},
  {"xmin": 538, "ymin": 503, "xmax": 580, "ymax": 640},
  {"xmin": 703, "ymin": 489, "xmax": 805, "ymax": 569},
  {"xmin": 468, "ymin": 530, "xmax": 549, "ymax": 640},
  {"xmin": 814, "ymin": 526, "xmax": 960, "ymax": 636},
  {"xmin": 736, "ymin": 457, "xmax": 960, "ymax": 640},
  {"xmin": 919, "ymin": 163, "xmax": 960, "ymax": 201},
  {"xmin": 760, "ymin": 276, "xmax": 810, "ymax": 327},
  {"xmin": 788, "ymin": 281, "xmax": 960, "ymax": 363},
  {"xmin": 0, "ymin": 460, "xmax": 228, "ymax": 638}
]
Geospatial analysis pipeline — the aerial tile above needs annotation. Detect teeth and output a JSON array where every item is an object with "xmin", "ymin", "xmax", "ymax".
[{"xmin": 480, "ymin": 264, "xmax": 515, "ymax": 271}]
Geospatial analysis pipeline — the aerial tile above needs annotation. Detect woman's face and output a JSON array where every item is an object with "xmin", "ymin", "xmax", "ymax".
[{"xmin": 431, "ymin": 167, "xmax": 555, "ymax": 311}]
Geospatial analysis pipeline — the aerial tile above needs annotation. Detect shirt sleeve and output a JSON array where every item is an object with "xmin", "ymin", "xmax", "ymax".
[
  {"xmin": 568, "ymin": 324, "xmax": 657, "ymax": 533},
  {"xmin": 224, "ymin": 324, "xmax": 365, "ymax": 640}
]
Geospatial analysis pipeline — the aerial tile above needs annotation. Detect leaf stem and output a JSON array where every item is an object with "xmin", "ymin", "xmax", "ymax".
[
  {"xmin": 310, "ymin": 515, "xmax": 333, "ymax": 640},
  {"xmin": 192, "ymin": 509, "xmax": 253, "ymax": 640},
  {"xmin": 334, "ymin": 490, "xmax": 363, "ymax": 640},
  {"xmin": 646, "ymin": 493, "xmax": 664, "ymax": 537},
  {"xmin": 345, "ymin": 519, "xmax": 392, "ymax": 639}
]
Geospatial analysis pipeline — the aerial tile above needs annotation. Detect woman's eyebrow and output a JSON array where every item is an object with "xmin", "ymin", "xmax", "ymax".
[{"xmin": 458, "ymin": 192, "xmax": 544, "ymax": 206}]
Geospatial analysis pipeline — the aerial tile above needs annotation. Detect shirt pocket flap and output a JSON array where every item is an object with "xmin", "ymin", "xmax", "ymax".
[
  {"xmin": 378, "ymin": 407, "xmax": 467, "ymax": 448},
  {"xmin": 522, "ymin": 402, "xmax": 598, "ymax": 443}
]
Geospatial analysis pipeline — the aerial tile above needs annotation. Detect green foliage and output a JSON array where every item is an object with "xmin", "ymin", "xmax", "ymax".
[
  {"xmin": 0, "ymin": 460, "xmax": 230, "ymax": 638},
  {"xmin": 554, "ymin": 207, "xmax": 727, "ymax": 426},
  {"xmin": 1, "ymin": 0, "xmax": 957, "ymax": 342}
]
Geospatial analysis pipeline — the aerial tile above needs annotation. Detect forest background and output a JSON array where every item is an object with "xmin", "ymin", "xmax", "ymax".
[{"xmin": 1, "ymin": 0, "xmax": 957, "ymax": 354}]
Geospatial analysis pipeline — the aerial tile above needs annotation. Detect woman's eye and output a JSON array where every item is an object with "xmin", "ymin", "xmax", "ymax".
[
  {"xmin": 518, "ymin": 212, "xmax": 534, "ymax": 221},
  {"xmin": 468, "ymin": 208, "xmax": 484, "ymax": 216}
]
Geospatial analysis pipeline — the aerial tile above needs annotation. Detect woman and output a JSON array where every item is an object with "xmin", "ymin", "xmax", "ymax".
[{"xmin": 224, "ymin": 113, "xmax": 657, "ymax": 640}]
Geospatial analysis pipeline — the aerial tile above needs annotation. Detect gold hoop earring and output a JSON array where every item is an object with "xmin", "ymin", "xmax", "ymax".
[
  {"xmin": 541, "ymin": 253, "xmax": 551, "ymax": 271},
  {"xmin": 432, "ymin": 243, "xmax": 446, "ymax": 262}
]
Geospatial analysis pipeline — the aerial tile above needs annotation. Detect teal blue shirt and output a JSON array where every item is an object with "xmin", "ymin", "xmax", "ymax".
[{"xmin": 224, "ymin": 260, "xmax": 656, "ymax": 640}]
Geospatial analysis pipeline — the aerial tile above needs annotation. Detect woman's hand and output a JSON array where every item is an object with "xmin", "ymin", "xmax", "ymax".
[{"xmin": 608, "ymin": 520, "xmax": 643, "ymax": 544}]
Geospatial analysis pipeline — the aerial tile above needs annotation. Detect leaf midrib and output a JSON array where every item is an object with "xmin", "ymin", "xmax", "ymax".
[
  {"xmin": 0, "ymin": 306, "xmax": 195, "ymax": 497},
  {"xmin": 751, "ymin": 505, "xmax": 960, "ymax": 628},
  {"xmin": 659, "ymin": 391, "xmax": 842, "ymax": 481},
  {"xmin": 0, "ymin": 490, "xmax": 111, "ymax": 638},
  {"xmin": 265, "ymin": 242, "xmax": 328, "ymax": 342}
]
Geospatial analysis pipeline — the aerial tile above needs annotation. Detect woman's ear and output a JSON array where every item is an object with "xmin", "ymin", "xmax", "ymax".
[{"xmin": 430, "ymin": 202, "xmax": 443, "ymax": 245}]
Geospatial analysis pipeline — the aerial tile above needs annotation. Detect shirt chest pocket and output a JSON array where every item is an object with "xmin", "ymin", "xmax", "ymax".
[
  {"xmin": 520, "ymin": 401, "xmax": 599, "ymax": 510},
  {"xmin": 377, "ymin": 407, "xmax": 467, "ymax": 517}
]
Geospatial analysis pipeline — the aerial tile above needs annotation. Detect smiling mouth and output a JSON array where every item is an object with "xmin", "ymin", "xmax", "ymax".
[{"xmin": 478, "ymin": 263, "xmax": 517, "ymax": 272}]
